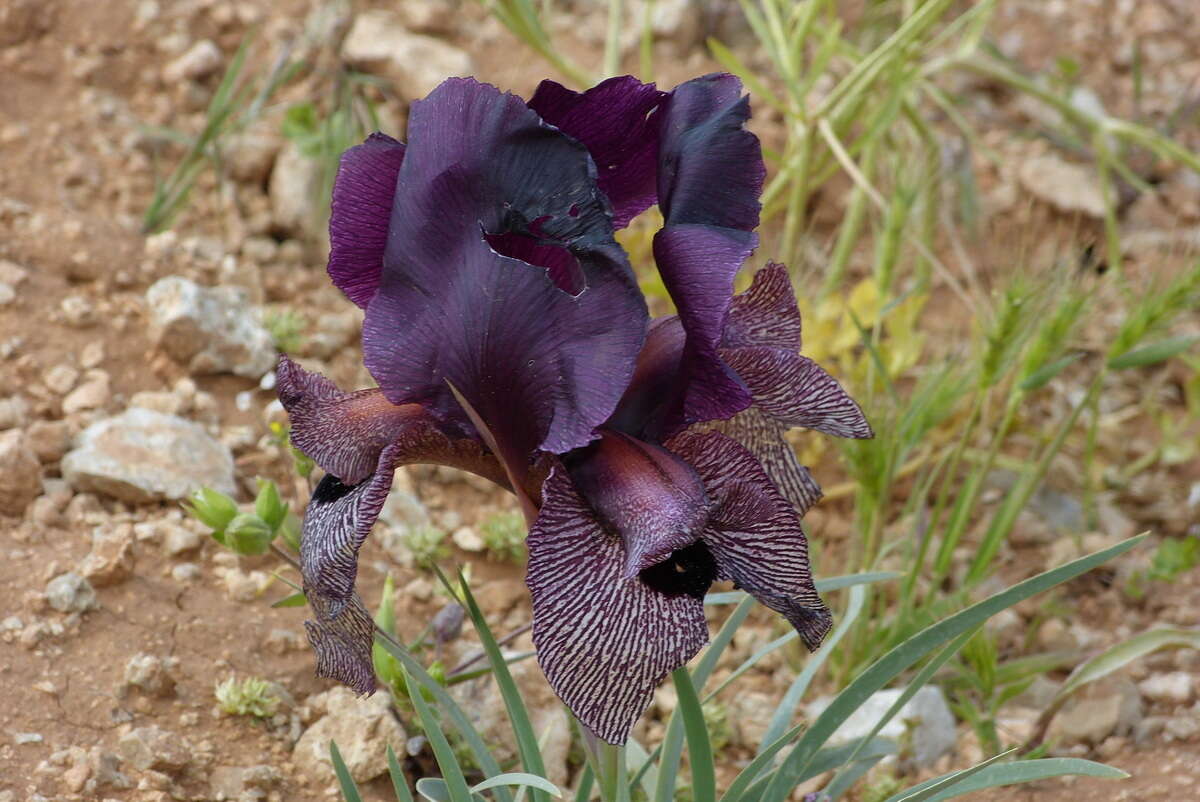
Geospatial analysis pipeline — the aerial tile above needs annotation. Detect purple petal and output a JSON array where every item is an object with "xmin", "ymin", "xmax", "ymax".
[
  {"xmin": 651, "ymin": 224, "xmax": 755, "ymax": 432},
  {"xmin": 657, "ymin": 74, "xmax": 764, "ymax": 231},
  {"xmin": 668, "ymin": 430, "xmax": 832, "ymax": 650},
  {"xmin": 564, "ymin": 429, "xmax": 708, "ymax": 577},
  {"xmin": 722, "ymin": 348, "xmax": 873, "ymax": 439},
  {"xmin": 276, "ymin": 356, "xmax": 513, "ymax": 488},
  {"xmin": 722, "ymin": 262, "xmax": 801, "ymax": 351},
  {"xmin": 328, "ymin": 133, "xmax": 406, "ymax": 308},
  {"xmin": 305, "ymin": 591, "xmax": 377, "ymax": 695},
  {"xmin": 364, "ymin": 78, "xmax": 646, "ymax": 464},
  {"xmin": 706, "ymin": 408, "xmax": 823, "ymax": 515},
  {"xmin": 527, "ymin": 463, "xmax": 709, "ymax": 744},
  {"xmin": 528, "ymin": 77, "xmax": 667, "ymax": 229}
]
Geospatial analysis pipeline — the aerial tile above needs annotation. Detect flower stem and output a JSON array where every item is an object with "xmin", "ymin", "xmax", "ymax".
[{"xmin": 579, "ymin": 724, "xmax": 629, "ymax": 802}]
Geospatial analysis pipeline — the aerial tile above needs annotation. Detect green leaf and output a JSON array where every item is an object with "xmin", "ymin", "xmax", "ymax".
[
  {"xmin": 881, "ymin": 758, "xmax": 1127, "ymax": 802},
  {"xmin": 673, "ymin": 669, "xmax": 716, "ymax": 802},
  {"xmin": 1019, "ymin": 352, "xmax": 1082, "ymax": 390},
  {"xmin": 329, "ymin": 741, "xmax": 364, "ymax": 802},
  {"xmin": 1108, "ymin": 334, "xmax": 1200, "ymax": 369},
  {"xmin": 471, "ymin": 773, "xmax": 562, "ymax": 797},
  {"xmin": 759, "ymin": 535, "xmax": 1145, "ymax": 802},
  {"xmin": 270, "ymin": 591, "xmax": 307, "ymax": 608},
  {"xmin": 387, "ymin": 745, "xmax": 416, "ymax": 802},
  {"xmin": 718, "ymin": 724, "xmax": 805, "ymax": 802},
  {"xmin": 451, "ymin": 570, "xmax": 549, "ymax": 802},
  {"xmin": 759, "ymin": 583, "xmax": 869, "ymax": 752},
  {"xmin": 415, "ymin": 778, "xmax": 453, "ymax": 802},
  {"xmin": 882, "ymin": 748, "xmax": 1015, "ymax": 801},
  {"xmin": 225, "ymin": 513, "xmax": 274, "ymax": 555},
  {"xmin": 374, "ymin": 636, "xmax": 512, "ymax": 802},
  {"xmin": 185, "ymin": 487, "xmax": 239, "ymax": 533},
  {"xmin": 404, "ymin": 669, "xmax": 474, "ymax": 802},
  {"xmin": 254, "ymin": 478, "xmax": 287, "ymax": 532},
  {"xmin": 278, "ymin": 510, "xmax": 302, "ymax": 552}
]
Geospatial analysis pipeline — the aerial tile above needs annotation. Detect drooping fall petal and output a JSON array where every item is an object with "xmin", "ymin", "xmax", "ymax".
[
  {"xmin": 327, "ymin": 133, "xmax": 406, "ymax": 308},
  {"xmin": 564, "ymin": 429, "xmax": 708, "ymax": 578},
  {"xmin": 669, "ymin": 430, "xmax": 832, "ymax": 650},
  {"xmin": 528, "ymin": 76, "xmax": 667, "ymax": 229},
  {"xmin": 527, "ymin": 462, "xmax": 710, "ymax": 744},
  {"xmin": 704, "ymin": 407, "xmax": 823, "ymax": 516},
  {"xmin": 361, "ymin": 78, "xmax": 647, "ymax": 466}
]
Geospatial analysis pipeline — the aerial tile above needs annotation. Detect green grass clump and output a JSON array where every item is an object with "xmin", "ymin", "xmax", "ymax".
[
  {"xmin": 215, "ymin": 676, "xmax": 281, "ymax": 718},
  {"xmin": 405, "ymin": 525, "xmax": 450, "ymax": 570},
  {"xmin": 479, "ymin": 510, "xmax": 527, "ymax": 562}
]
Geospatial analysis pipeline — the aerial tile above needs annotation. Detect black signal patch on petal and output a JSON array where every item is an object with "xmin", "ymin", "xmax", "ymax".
[{"xmin": 638, "ymin": 541, "xmax": 718, "ymax": 600}]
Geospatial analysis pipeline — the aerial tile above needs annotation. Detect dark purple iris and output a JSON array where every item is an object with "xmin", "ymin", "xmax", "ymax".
[{"xmin": 276, "ymin": 73, "xmax": 872, "ymax": 745}]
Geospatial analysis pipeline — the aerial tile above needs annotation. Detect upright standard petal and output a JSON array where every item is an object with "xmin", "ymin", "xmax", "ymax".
[
  {"xmin": 527, "ymin": 76, "xmax": 667, "ymax": 229},
  {"xmin": 362, "ymin": 79, "xmax": 647, "ymax": 467},
  {"xmin": 327, "ymin": 133, "xmax": 406, "ymax": 308},
  {"xmin": 668, "ymin": 430, "xmax": 832, "ymax": 651},
  {"xmin": 564, "ymin": 429, "xmax": 708, "ymax": 578},
  {"xmin": 527, "ymin": 463, "xmax": 709, "ymax": 744},
  {"xmin": 645, "ymin": 74, "xmax": 768, "ymax": 433}
]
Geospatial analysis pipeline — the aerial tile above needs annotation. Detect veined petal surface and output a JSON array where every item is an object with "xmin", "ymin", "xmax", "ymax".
[
  {"xmin": 669, "ymin": 430, "xmax": 832, "ymax": 650},
  {"xmin": 527, "ymin": 463, "xmax": 709, "ymax": 744}
]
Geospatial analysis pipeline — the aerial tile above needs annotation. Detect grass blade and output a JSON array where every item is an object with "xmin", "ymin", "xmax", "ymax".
[
  {"xmin": 375, "ymin": 635, "xmax": 512, "ymax": 802},
  {"xmin": 330, "ymin": 741, "xmax": 364, "ymax": 802},
  {"xmin": 404, "ymin": 669, "xmax": 475, "ymax": 802},
  {"xmin": 759, "ymin": 583, "xmax": 868, "ymax": 751},
  {"xmin": 719, "ymin": 723, "xmax": 804, "ymax": 802},
  {"xmin": 761, "ymin": 536, "xmax": 1145, "ymax": 802},
  {"xmin": 883, "ymin": 749, "xmax": 1015, "ymax": 802},
  {"xmin": 672, "ymin": 668, "xmax": 716, "ymax": 802},
  {"xmin": 471, "ymin": 773, "xmax": 563, "ymax": 797},
  {"xmin": 451, "ymin": 571, "xmax": 549, "ymax": 801},
  {"xmin": 387, "ymin": 745, "xmax": 416, "ymax": 802},
  {"xmin": 881, "ymin": 758, "xmax": 1127, "ymax": 802}
]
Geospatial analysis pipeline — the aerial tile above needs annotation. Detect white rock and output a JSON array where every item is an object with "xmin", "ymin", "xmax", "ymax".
[
  {"xmin": 62, "ymin": 370, "xmax": 111, "ymax": 414},
  {"xmin": 62, "ymin": 408, "xmax": 236, "ymax": 503},
  {"xmin": 162, "ymin": 39, "xmax": 223, "ymax": 83},
  {"xmin": 79, "ymin": 523, "xmax": 136, "ymax": 587},
  {"xmin": 43, "ymin": 364, "xmax": 80, "ymax": 395},
  {"xmin": 341, "ymin": 10, "xmax": 473, "ymax": 100},
  {"xmin": 1139, "ymin": 672, "xmax": 1193, "ymax": 705},
  {"xmin": 268, "ymin": 141, "xmax": 323, "ymax": 237},
  {"xmin": 294, "ymin": 687, "xmax": 407, "ymax": 783},
  {"xmin": 1050, "ymin": 678, "xmax": 1142, "ymax": 745},
  {"xmin": 146, "ymin": 276, "xmax": 276, "ymax": 378},
  {"xmin": 117, "ymin": 726, "xmax": 190, "ymax": 773},
  {"xmin": 0, "ymin": 282, "xmax": 16, "ymax": 306},
  {"xmin": 123, "ymin": 653, "xmax": 178, "ymax": 697},
  {"xmin": 0, "ymin": 258, "xmax": 30, "ymax": 286},
  {"xmin": 0, "ymin": 429, "xmax": 41, "ymax": 515},
  {"xmin": 1017, "ymin": 154, "xmax": 1106, "ymax": 219},
  {"xmin": 45, "ymin": 572, "xmax": 97, "ymax": 613},
  {"xmin": 451, "ymin": 526, "xmax": 484, "ymax": 552},
  {"xmin": 0, "ymin": 395, "xmax": 30, "ymax": 430},
  {"xmin": 808, "ymin": 686, "xmax": 956, "ymax": 769}
]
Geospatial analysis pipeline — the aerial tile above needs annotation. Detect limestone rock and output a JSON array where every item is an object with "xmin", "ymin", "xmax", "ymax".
[
  {"xmin": 1139, "ymin": 672, "xmax": 1193, "ymax": 705},
  {"xmin": 62, "ymin": 408, "xmax": 236, "ymax": 503},
  {"xmin": 1018, "ymin": 154, "xmax": 1106, "ymax": 219},
  {"xmin": 0, "ymin": 429, "xmax": 41, "ymax": 515},
  {"xmin": 146, "ymin": 276, "xmax": 275, "ymax": 378},
  {"xmin": 45, "ymin": 572, "xmax": 97, "ymax": 613},
  {"xmin": 209, "ymin": 764, "xmax": 282, "ymax": 802},
  {"xmin": 293, "ymin": 687, "xmax": 407, "ymax": 783},
  {"xmin": 1049, "ymin": 677, "xmax": 1142, "ymax": 746},
  {"xmin": 341, "ymin": 10, "xmax": 473, "ymax": 100},
  {"xmin": 162, "ymin": 39, "xmax": 223, "ymax": 83},
  {"xmin": 122, "ymin": 653, "xmax": 179, "ymax": 698},
  {"xmin": 117, "ymin": 726, "xmax": 191, "ymax": 773},
  {"xmin": 62, "ymin": 370, "xmax": 112, "ymax": 414},
  {"xmin": 79, "ymin": 523, "xmax": 136, "ymax": 587},
  {"xmin": 268, "ymin": 141, "xmax": 323, "ymax": 237}
]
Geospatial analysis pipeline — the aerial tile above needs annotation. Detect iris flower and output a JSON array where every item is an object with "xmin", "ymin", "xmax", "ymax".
[{"xmin": 277, "ymin": 73, "xmax": 871, "ymax": 745}]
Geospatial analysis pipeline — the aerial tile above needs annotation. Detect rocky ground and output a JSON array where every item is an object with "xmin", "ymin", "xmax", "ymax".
[{"xmin": 1, "ymin": 1, "xmax": 1199, "ymax": 801}]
